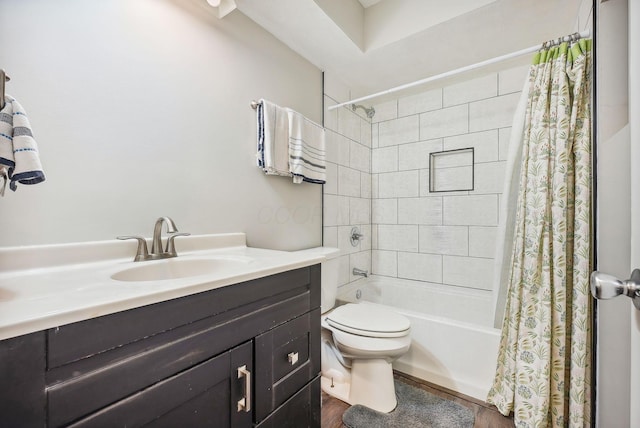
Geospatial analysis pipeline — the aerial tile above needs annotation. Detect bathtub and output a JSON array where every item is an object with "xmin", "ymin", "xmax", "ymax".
[{"xmin": 336, "ymin": 275, "xmax": 501, "ymax": 401}]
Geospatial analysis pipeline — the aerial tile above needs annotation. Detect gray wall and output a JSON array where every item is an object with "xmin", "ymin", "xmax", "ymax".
[{"xmin": 0, "ymin": 0, "xmax": 322, "ymax": 250}]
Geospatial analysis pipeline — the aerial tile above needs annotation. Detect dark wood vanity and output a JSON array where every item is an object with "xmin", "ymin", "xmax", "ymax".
[{"xmin": 0, "ymin": 265, "xmax": 321, "ymax": 427}]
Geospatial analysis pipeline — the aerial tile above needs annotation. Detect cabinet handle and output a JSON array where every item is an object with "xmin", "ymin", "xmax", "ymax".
[
  {"xmin": 237, "ymin": 365, "xmax": 251, "ymax": 413},
  {"xmin": 288, "ymin": 352, "xmax": 299, "ymax": 365}
]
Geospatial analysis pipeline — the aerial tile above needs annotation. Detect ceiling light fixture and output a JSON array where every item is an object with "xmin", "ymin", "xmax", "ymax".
[{"xmin": 207, "ymin": 0, "xmax": 236, "ymax": 18}]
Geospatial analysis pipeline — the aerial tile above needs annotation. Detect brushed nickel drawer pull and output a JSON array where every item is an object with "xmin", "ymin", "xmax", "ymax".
[
  {"xmin": 288, "ymin": 352, "xmax": 299, "ymax": 365},
  {"xmin": 237, "ymin": 365, "xmax": 251, "ymax": 412}
]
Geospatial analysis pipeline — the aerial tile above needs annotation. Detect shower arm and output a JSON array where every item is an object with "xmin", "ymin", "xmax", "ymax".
[{"xmin": 350, "ymin": 103, "xmax": 375, "ymax": 119}]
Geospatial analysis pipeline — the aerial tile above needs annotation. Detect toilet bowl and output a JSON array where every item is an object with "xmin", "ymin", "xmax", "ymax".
[{"xmin": 297, "ymin": 247, "xmax": 411, "ymax": 413}]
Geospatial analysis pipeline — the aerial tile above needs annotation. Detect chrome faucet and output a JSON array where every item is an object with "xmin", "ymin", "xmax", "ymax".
[
  {"xmin": 118, "ymin": 216, "xmax": 190, "ymax": 262},
  {"xmin": 353, "ymin": 267, "xmax": 368, "ymax": 278}
]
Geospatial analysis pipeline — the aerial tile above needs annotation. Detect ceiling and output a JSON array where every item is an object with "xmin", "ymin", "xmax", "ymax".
[
  {"xmin": 357, "ymin": 0, "xmax": 382, "ymax": 8},
  {"xmin": 233, "ymin": 0, "xmax": 584, "ymax": 100}
]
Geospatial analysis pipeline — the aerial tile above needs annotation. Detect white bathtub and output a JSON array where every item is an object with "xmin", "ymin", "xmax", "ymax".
[{"xmin": 337, "ymin": 275, "xmax": 501, "ymax": 401}]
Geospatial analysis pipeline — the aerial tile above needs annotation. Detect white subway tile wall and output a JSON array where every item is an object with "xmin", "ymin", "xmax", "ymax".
[
  {"xmin": 443, "ymin": 130, "xmax": 499, "ymax": 163},
  {"xmin": 443, "ymin": 194, "xmax": 499, "ymax": 226},
  {"xmin": 398, "ymin": 88, "xmax": 442, "ymax": 117},
  {"xmin": 324, "ymin": 93, "xmax": 372, "ymax": 287},
  {"xmin": 368, "ymin": 67, "xmax": 524, "ymax": 299},
  {"xmin": 379, "ymin": 115, "xmax": 420, "ymax": 147},
  {"xmin": 372, "ymin": 199, "xmax": 398, "ymax": 224},
  {"xmin": 377, "ymin": 225, "xmax": 419, "ymax": 252},
  {"xmin": 398, "ymin": 139, "xmax": 442, "ymax": 171},
  {"xmin": 324, "ymin": 65, "xmax": 524, "ymax": 297},
  {"xmin": 469, "ymin": 92, "xmax": 521, "ymax": 132},
  {"xmin": 443, "ymin": 74, "xmax": 497, "ymax": 107},
  {"xmin": 397, "ymin": 197, "xmax": 442, "ymax": 225},
  {"xmin": 442, "ymin": 256, "xmax": 494, "ymax": 290},
  {"xmin": 498, "ymin": 64, "xmax": 529, "ymax": 95},
  {"xmin": 372, "ymin": 250, "xmax": 397, "ymax": 276},
  {"xmin": 398, "ymin": 252, "xmax": 443, "ymax": 283},
  {"xmin": 378, "ymin": 170, "xmax": 420, "ymax": 198},
  {"xmin": 419, "ymin": 104, "xmax": 469, "ymax": 140},
  {"xmin": 372, "ymin": 146, "xmax": 398, "ymax": 173}
]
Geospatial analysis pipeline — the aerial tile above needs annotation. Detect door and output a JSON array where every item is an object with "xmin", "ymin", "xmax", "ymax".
[
  {"xmin": 629, "ymin": 1, "xmax": 640, "ymax": 425},
  {"xmin": 594, "ymin": 1, "xmax": 640, "ymax": 426},
  {"xmin": 70, "ymin": 341, "xmax": 253, "ymax": 427}
]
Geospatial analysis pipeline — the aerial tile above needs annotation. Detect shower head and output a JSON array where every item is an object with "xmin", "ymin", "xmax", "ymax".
[{"xmin": 350, "ymin": 103, "xmax": 375, "ymax": 119}]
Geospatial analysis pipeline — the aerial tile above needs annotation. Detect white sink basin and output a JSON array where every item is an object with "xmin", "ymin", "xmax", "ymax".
[{"xmin": 111, "ymin": 257, "xmax": 250, "ymax": 282}]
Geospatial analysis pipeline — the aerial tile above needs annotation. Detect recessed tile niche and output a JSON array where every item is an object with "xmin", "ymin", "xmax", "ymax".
[{"xmin": 429, "ymin": 148, "xmax": 474, "ymax": 192}]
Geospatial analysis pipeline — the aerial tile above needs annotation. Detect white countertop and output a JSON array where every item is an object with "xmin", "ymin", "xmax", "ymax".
[{"xmin": 0, "ymin": 233, "xmax": 324, "ymax": 341}]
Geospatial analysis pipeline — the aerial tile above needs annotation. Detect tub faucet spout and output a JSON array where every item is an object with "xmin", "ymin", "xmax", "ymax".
[{"xmin": 353, "ymin": 267, "xmax": 368, "ymax": 278}]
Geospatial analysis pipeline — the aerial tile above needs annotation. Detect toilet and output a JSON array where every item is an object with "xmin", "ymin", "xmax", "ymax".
[{"xmin": 299, "ymin": 247, "xmax": 411, "ymax": 413}]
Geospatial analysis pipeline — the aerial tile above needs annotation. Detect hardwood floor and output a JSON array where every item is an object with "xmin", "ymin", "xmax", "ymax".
[{"xmin": 321, "ymin": 372, "xmax": 514, "ymax": 428}]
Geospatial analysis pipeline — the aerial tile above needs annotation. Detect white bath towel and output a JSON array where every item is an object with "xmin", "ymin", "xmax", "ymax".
[
  {"xmin": 0, "ymin": 96, "xmax": 45, "ymax": 195},
  {"xmin": 256, "ymin": 99, "xmax": 291, "ymax": 177},
  {"xmin": 287, "ymin": 109, "xmax": 326, "ymax": 184}
]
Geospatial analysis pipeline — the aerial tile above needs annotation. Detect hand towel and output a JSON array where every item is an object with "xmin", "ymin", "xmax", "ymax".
[
  {"xmin": 256, "ymin": 99, "xmax": 291, "ymax": 177},
  {"xmin": 287, "ymin": 109, "xmax": 326, "ymax": 184},
  {"xmin": 0, "ymin": 96, "xmax": 45, "ymax": 194}
]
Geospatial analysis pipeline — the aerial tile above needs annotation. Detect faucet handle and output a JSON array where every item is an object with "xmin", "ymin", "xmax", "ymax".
[
  {"xmin": 166, "ymin": 232, "xmax": 191, "ymax": 256},
  {"xmin": 117, "ymin": 236, "xmax": 149, "ymax": 262}
]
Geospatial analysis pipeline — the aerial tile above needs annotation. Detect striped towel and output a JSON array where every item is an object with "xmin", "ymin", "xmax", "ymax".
[
  {"xmin": 256, "ymin": 99, "xmax": 291, "ymax": 177},
  {"xmin": 0, "ymin": 96, "xmax": 45, "ymax": 195},
  {"xmin": 287, "ymin": 109, "xmax": 326, "ymax": 184}
]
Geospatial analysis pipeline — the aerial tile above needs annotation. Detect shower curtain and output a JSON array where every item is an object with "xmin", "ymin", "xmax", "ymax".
[{"xmin": 487, "ymin": 37, "xmax": 592, "ymax": 427}]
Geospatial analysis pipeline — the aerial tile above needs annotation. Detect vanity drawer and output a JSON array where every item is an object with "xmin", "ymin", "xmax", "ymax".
[{"xmin": 254, "ymin": 308, "xmax": 320, "ymax": 423}]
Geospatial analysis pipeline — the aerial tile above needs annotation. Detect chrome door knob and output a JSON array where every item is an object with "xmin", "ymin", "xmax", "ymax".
[{"xmin": 590, "ymin": 269, "xmax": 640, "ymax": 310}]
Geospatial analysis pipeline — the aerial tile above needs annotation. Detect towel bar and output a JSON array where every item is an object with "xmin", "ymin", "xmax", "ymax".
[{"xmin": 0, "ymin": 69, "xmax": 9, "ymax": 110}]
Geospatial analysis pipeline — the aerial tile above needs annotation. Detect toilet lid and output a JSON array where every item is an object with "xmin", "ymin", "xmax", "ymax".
[{"xmin": 325, "ymin": 303, "xmax": 410, "ymax": 338}]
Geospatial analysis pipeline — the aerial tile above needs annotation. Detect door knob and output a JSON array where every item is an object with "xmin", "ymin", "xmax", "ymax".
[{"xmin": 590, "ymin": 269, "xmax": 640, "ymax": 310}]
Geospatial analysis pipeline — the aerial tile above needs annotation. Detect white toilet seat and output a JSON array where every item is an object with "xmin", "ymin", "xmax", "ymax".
[
  {"xmin": 325, "ymin": 303, "xmax": 411, "ymax": 338},
  {"xmin": 330, "ymin": 327, "xmax": 411, "ymax": 359},
  {"xmin": 322, "ymin": 303, "xmax": 411, "ymax": 359}
]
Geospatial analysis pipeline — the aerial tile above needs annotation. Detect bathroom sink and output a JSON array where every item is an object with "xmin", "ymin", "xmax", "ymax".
[{"xmin": 111, "ymin": 257, "xmax": 250, "ymax": 282}]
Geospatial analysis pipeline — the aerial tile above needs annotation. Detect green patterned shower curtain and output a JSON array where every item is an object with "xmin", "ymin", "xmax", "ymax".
[{"xmin": 487, "ymin": 38, "xmax": 592, "ymax": 427}]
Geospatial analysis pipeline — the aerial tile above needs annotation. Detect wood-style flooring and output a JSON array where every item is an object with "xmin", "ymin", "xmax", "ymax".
[{"xmin": 321, "ymin": 371, "xmax": 514, "ymax": 428}]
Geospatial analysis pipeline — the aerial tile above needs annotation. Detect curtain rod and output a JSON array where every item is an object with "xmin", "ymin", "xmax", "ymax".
[{"xmin": 328, "ymin": 29, "xmax": 591, "ymax": 110}]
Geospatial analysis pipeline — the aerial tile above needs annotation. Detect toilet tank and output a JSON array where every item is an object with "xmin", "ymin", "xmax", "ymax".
[{"xmin": 296, "ymin": 247, "xmax": 340, "ymax": 313}]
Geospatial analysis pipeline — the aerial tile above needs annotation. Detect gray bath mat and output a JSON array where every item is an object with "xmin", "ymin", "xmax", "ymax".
[{"xmin": 342, "ymin": 380, "xmax": 475, "ymax": 428}]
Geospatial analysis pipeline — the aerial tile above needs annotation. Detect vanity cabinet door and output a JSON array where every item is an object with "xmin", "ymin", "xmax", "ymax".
[
  {"xmin": 254, "ymin": 308, "xmax": 321, "ymax": 423},
  {"xmin": 70, "ymin": 341, "xmax": 253, "ymax": 428},
  {"xmin": 255, "ymin": 376, "xmax": 321, "ymax": 428},
  {"xmin": 0, "ymin": 332, "xmax": 46, "ymax": 428}
]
